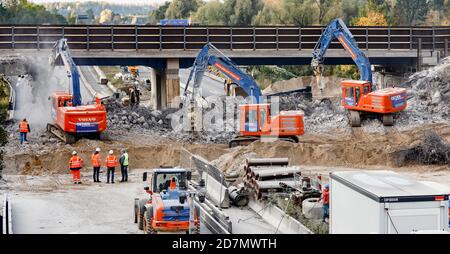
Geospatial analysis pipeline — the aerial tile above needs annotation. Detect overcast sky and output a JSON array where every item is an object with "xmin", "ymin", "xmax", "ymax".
[{"xmin": 30, "ymin": 0, "xmax": 168, "ymax": 5}]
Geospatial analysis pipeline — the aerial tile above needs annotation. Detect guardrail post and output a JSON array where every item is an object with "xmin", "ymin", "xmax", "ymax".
[
  {"xmin": 388, "ymin": 27, "xmax": 391, "ymax": 50},
  {"xmin": 230, "ymin": 27, "xmax": 233, "ymax": 51},
  {"xmin": 276, "ymin": 27, "xmax": 279, "ymax": 51},
  {"xmin": 410, "ymin": 27, "xmax": 413, "ymax": 50},
  {"xmin": 365, "ymin": 27, "xmax": 369, "ymax": 50},
  {"xmin": 135, "ymin": 25, "xmax": 138, "ymax": 51},
  {"xmin": 183, "ymin": 27, "xmax": 186, "ymax": 51},
  {"xmin": 86, "ymin": 26, "xmax": 90, "ymax": 51},
  {"xmin": 253, "ymin": 27, "xmax": 256, "ymax": 51},
  {"xmin": 432, "ymin": 27, "xmax": 436, "ymax": 51},
  {"xmin": 206, "ymin": 27, "xmax": 209, "ymax": 44},
  {"xmin": 37, "ymin": 26, "xmax": 40, "ymax": 51},
  {"xmin": 62, "ymin": 26, "xmax": 65, "ymax": 39},
  {"xmin": 445, "ymin": 38, "xmax": 449, "ymax": 58},
  {"xmin": 417, "ymin": 37, "xmax": 422, "ymax": 72},
  {"xmin": 299, "ymin": 27, "xmax": 302, "ymax": 51},
  {"xmin": 11, "ymin": 26, "xmax": 15, "ymax": 51},
  {"xmin": 159, "ymin": 26, "xmax": 162, "ymax": 51},
  {"xmin": 111, "ymin": 26, "xmax": 114, "ymax": 51}
]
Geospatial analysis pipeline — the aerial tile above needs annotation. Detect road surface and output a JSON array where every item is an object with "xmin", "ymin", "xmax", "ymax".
[
  {"xmin": 179, "ymin": 68, "xmax": 226, "ymax": 98},
  {"xmin": 78, "ymin": 66, "xmax": 113, "ymax": 98}
]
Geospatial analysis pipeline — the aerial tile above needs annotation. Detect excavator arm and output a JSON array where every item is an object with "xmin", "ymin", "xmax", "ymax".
[
  {"xmin": 184, "ymin": 43, "xmax": 262, "ymax": 103},
  {"xmin": 311, "ymin": 18, "xmax": 373, "ymax": 89},
  {"xmin": 50, "ymin": 39, "xmax": 82, "ymax": 106}
]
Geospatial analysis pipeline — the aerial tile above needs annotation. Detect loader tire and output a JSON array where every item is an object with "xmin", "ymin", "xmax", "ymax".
[
  {"xmin": 382, "ymin": 114, "xmax": 394, "ymax": 126},
  {"xmin": 137, "ymin": 199, "xmax": 147, "ymax": 230},
  {"xmin": 349, "ymin": 110, "xmax": 361, "ymax": 127},
  {"xmin": 144, "ymin": 206, "xmax": 156, "ymax": 234},
  {"xmin": 133, "ymin": 199, "xmax": 139, "ymax": 223}
]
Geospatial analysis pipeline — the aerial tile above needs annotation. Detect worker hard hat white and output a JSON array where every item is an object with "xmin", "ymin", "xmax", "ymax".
[
  {"xmin": 109, "ymin": 150, "xmax": 114, "ymax": 154},
  {"xmin": 72, "ymin": 151, "xmax": 77, "ymax": 155},
  {"xmin": 95, "ymin": 148, "xmax": 101, "ymax": 152}
]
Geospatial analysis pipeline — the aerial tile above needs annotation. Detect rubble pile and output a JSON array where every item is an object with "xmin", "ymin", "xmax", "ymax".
[
  {"xmin": 105, "ymin": 99, "xmax": 172, "ymax": 132},
  {"xmin": 398, "ymin": 57, "xmax": 450, "ymax": 126},
  {"xmin": 278, "ymin": 93, "xmax": 349, "ymax": 133},
  {"xmin": 394, "ymin": 131, "xmax": 450, "ymax": 166}
]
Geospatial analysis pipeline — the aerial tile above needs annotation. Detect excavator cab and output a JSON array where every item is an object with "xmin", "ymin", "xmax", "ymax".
[
  {"xmin": 341, "ymin": 80, "xmax": 371, "ymax": 108},
  {"xmin": 240, "ymin": 104, "xmax": 271, "ymax": 135}
]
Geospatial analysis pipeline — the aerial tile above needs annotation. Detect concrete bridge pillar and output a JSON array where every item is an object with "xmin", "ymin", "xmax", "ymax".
[
  {"xmin": 149, "ymin": 68, "xmax": 165, "ymax": 110},
  {"xmin": 164, "ymin": 58, "xmax": 180, "ymax": 109}
]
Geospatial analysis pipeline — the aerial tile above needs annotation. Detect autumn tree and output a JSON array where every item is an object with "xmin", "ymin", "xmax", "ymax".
[{"xmin": 354, "ymin": 11, "xmax": 388, "ymax": 26}]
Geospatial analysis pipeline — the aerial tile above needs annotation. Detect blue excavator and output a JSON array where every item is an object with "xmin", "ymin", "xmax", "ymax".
[
  {"xmin": 311, "ymin": 19, "xmax": 407, "ymax": 127},
  {"xmin": 184, "ymin": 43, "xmax": 304, "ymax": 147}
]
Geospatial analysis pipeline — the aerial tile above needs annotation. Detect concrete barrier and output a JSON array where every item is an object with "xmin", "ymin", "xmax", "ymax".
[
  {"xmin": 248, "ymin": 200, "xmax": 313, "ymax": 234},
  {"xmin": 203, "ymin": 172, "xmax": 230, "ymax": 209}
]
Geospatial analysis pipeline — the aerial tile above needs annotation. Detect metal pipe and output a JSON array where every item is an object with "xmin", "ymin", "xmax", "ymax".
[{"xmin": 247, "ymin": 158, "xmax": 289, "ymax": 167}]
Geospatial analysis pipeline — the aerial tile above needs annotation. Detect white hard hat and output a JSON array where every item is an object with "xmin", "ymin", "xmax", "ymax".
[
  {"xmin": 72, "ymin": 151, "xmax": 77, "ymax": 155},
  {"xmin": 109, "ymin": 150, "xmax": 113, "ymax": 154},
  {"xmin": 96, "ymin": 148, "xmax": 101, "ymax": 152}
]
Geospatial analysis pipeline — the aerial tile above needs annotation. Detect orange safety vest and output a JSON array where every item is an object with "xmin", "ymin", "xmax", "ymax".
[
  {"xmin": 169, "ymin": 180, "xmax": 177, "ymax": 190},
  {"xmin": 105, "ymin": 155, "xmax": 117, "ymax": 167},
  {"xmin": 91, "ymin": 153, "xmax": 101, "ymax": 167},
  {"xmin": 69, "ymin": 155, "xmax": 83, "ymax": 169},
  {"xmin": 19, "ymin": 121, "xmax": 29, "ymax": 133},
  {"xmin": 322, "ymin": 189, "xmax": 330, "ymax": 205}
]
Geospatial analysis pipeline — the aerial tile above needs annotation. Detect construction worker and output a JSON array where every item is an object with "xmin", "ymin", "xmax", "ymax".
[
  {"xmin": 91, "ymin": 148, "xmax": 102, "ymax": 183},
  {"xmin": 69, "ymin": 151, "xmax": 83, "ymax": 184},
  {"xmin": 105, "ymin": 150, "xmax": 118, "ymax": 184},
  {"xmin": 321, "ymin": 184, "xmax": 330, "ymax": 223},
  {"xmin": 19, "ymin": 118, "xmax": 30, "ymax": 144},
  {"xmin": 169, "ymin": 177, "xmax": 177, "ymax": 190},
  {"xmin": 119, "ymin": 149, "xmax": 129, "ymax": 182}
]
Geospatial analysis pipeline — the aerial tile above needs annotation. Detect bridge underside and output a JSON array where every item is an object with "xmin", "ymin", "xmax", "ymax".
[{"xmin": 0, "ymin": 49, "xmax": 420, "ymax": 68}]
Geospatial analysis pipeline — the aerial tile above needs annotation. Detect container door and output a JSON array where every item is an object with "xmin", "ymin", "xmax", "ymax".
[{"xmin": 386, "ymin": 207, "xmax": 445, "ymax": 234}]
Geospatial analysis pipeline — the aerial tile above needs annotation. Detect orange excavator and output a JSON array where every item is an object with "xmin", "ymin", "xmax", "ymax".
[
  {"xmin": 311, "ymin": 19, "xmax": 407, "ymax": 127},
  {"xmin": 47, "ymin": 39, "xmax": 107, "ymax": 144},
  {"xmin": 183, "ymin": 43, "xmax": 305, "ymax": 147}
]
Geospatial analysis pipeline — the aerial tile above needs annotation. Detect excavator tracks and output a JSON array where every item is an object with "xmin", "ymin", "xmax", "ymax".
[
  {"xmin": 229, "ymin": 136, "xmax": 299, "ymax": 148},
  {"xmin": 46, "ymin": 123, "xmax": 76, "ymax": 144}
]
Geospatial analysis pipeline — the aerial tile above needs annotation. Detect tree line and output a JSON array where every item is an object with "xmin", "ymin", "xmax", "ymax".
[
  {"xmin": 149, "ymin": 0, "xmax": 450, "ymax": 26},
  {"xmin": 0, "ymin": 0, "xmax": 67, "ymax": 24}
]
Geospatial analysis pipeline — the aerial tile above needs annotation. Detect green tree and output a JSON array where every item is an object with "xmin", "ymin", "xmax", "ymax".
[
  {"xmin": 148, "ymin": 1, "xmax": 170, "ymax": 24},
  {"xmin": 393, "ymin": 0, "xmax": 431, "ymax": 25},
  {"xmin": 284, "ymin": 0, "xmax": 315, "ymax": 26},
  {"xmin": 191, "ymin": 0, "xmax": 225, "ymax": 25},
  {"xmin": 222, "ymin": 0, "xmax": 263, "ymax": 26},
  {"xmin": 313, "ymin": 0, "xmax": 337, "ymax": 25},
  {"xmin": 165, "ymin": 0, "xmax": 199, "ymax": 19}
]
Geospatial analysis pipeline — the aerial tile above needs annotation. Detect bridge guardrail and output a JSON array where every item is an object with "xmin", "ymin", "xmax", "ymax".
[{"xmin": 0, "ymin": 25, "xmax": 448, "ymax": 53}]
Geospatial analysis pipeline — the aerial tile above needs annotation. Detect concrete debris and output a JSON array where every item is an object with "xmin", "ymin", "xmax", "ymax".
[{"xmin": 398, "ymin": 57, "xmax": 450, "ymax": 128}]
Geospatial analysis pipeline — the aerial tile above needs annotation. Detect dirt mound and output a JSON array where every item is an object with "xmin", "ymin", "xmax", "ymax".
[{"xmin": 213, "ymin": 123, "xmax": 450, "ymax": 174}]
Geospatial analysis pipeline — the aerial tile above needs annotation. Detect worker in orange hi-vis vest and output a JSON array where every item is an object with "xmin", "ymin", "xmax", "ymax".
[
  {"xmin": 169, "ymin": 177, "xmax": 177, "ymax": 190},
  {"xmin": 19, "ymin": 118, "xmax": 30, "ymax": 144},
  {"xmin": 69, "ymin": 151, "xmax": 84, "ymax": 184},
  {"xmin": 105, "ymin": 150, "xmax": 118, "ymax": 184},
  {"xmin": 91, "ymin": 148, "xmax": 102, "ymax": 183}
]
